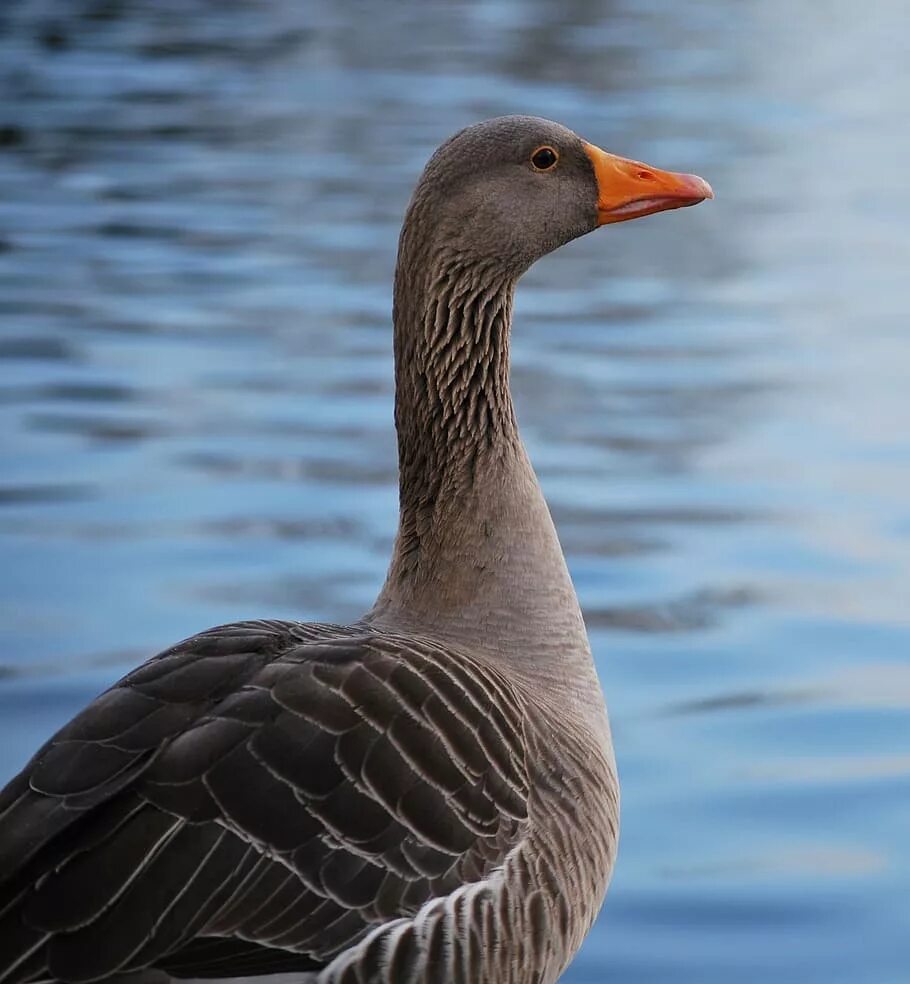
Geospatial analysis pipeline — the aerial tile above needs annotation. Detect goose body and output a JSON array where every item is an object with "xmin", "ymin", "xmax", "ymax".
[{"xmin": 0, "ymin": 116, "xmax": 711, "ymax": 984}]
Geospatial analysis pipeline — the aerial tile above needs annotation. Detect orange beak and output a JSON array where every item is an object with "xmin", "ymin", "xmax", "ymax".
[{"xmin": 582, "ymin": 141, "xmax": 713, "ymax": 225}]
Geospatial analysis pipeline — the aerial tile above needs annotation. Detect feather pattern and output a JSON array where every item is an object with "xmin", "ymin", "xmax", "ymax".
[{"xmin": 0, "ymin": 618, "xmax": 616, "ymax": 984}]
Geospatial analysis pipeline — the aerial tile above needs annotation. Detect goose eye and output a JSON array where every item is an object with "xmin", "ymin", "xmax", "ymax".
[{"xmin": 531, "ymin": 146, "xmax": 559, "ymax": 171}]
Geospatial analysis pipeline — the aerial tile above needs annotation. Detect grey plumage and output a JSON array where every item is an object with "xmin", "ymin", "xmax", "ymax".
[
  {"xmin": 0, "ymin": 620, "xmax": 616, "ymax": 984},
  {"xmin": 0, "ymin": 115, "xmax": 711, "ymax": 983}
]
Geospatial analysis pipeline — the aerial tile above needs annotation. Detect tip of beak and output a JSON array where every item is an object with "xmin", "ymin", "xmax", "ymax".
[{"xmin": 678, "ymin": 174, "xmax": 714, "ymax": 201}]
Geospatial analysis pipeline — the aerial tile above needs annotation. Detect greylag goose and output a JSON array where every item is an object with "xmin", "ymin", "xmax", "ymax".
[{"xmin": 0, "ymin": 116, "xmax": 711, "ymax": 984}]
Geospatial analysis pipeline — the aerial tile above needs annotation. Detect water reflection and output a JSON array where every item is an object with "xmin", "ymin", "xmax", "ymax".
[{"xmin": 1, "ymin": 0, "xmax": 909, "ymax": 981}]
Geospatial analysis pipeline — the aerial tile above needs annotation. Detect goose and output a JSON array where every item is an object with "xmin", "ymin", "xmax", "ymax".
[{"xmin": 0, "ymin": 116, "xmax": 712, "ymax": 984}]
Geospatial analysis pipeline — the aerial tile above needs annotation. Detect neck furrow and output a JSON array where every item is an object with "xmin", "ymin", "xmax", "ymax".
[
  {"xmin": 393, "ymin": 260, "xmax": 518, "ymax": 531},
  {"xmin": 370, "ymin": 244, "xmax": 593, "ymax": 688}
]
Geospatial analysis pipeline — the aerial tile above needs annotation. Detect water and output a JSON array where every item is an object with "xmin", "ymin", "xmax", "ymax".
[{"xmin": 1, "ymin": 1, "xmax": 908, "ymax": 981}]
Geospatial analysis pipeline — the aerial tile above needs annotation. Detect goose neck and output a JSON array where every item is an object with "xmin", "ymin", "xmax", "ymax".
[{"xmin": 370, "ymin": 237, "xmax": 597, "ymax": 707}]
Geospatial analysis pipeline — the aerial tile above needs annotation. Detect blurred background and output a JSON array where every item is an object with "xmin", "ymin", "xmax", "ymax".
[{"xmin": 1, "ymin": 1, "xmax": 908, "ymax": 981}]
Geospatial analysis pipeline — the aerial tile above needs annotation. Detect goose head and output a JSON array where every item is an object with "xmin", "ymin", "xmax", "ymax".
[{"xmin": 403, "ymin": 115, "xmax": 713, "ymax": 278}]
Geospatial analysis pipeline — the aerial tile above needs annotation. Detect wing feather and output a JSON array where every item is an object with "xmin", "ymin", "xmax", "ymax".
[{"xmin": 0, "ymin": 621, "xmax": 530, "ymax": 983}]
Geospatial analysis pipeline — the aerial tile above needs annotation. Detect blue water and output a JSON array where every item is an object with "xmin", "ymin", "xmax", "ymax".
[{"xmin": 1, "ymin": 1, "xmax": 908, "ymax": 981}]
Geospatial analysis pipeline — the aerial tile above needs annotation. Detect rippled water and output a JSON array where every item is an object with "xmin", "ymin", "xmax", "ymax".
[{"xmin": 1, "ymin": 1, "xmax": 909, "ymax": 981}]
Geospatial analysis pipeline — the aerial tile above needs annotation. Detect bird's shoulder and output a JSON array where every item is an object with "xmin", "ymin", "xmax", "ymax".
[
  {"xmin": 0, "ymin": 617, "xmax": 532, "ymax": 883},
  {"xmin": 0, "ymin": 619, "xmax": 535, "ymax": 981}
]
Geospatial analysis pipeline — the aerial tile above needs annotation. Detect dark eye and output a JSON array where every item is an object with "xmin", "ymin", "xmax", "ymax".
[{"xmin": 530, "ymin": 146, "xmax": 559, "ymax": 171}]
